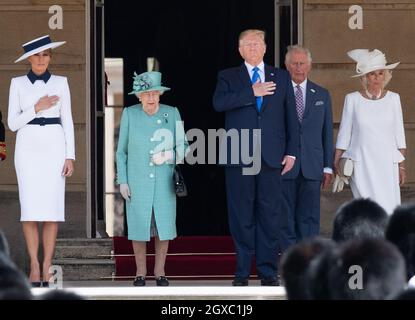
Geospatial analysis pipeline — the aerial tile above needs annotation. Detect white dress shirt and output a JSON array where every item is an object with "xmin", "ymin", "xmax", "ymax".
[{"xmin": 245, "ymin": 61, "xmax": 265, "ymax": 83}]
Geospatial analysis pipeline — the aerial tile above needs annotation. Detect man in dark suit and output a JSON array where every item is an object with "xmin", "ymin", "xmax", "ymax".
[
  {"xmin": 280, "ymin": 45, "xmax": 333, "ymax": 252},
  {"xmin": 213, "ymin": 29, "xmax": 298, "ymax": 286}
]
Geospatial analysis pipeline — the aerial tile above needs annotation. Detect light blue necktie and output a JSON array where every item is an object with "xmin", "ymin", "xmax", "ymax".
[{"xmin": 251, "ymin": 67, "xmax": 263, "ymax": 111}]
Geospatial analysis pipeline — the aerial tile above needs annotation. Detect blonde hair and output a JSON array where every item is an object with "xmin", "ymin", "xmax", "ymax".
[
  {"xmin": 360, "ymin": 69, "xmax": 392, "ymax": 90},
  {"xmin": 238, "ymin": 29, "xmax": 266, "ymax": 46}
]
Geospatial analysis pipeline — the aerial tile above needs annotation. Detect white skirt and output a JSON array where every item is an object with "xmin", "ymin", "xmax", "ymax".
[
  {"xmin": 15, "ymin": 124, "xmax": 66, "ymax": 221},
  {"xmin": 350, "ymin": 159, "xmax": 401, "ymax": 215}
]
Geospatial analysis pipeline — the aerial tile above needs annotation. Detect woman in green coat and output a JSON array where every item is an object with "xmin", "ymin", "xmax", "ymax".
[{"xmin": 116, "ymin": 71, "xmax": 188, "ymax": 287}]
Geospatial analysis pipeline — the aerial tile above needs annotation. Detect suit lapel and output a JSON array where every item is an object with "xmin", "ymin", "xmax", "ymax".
[
  {"xmin": 261, "ymin": 65, "xmax": 275, "ymax": 113},
  {"xmin": 238, "ymin": 64, "xmax": 252, "ymax": 88},
  {"xmin": 303, "ymin": 80, "xmax": 316, "ymax": 120}
]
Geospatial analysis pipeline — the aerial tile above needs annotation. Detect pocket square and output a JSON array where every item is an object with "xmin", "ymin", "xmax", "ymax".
[{"xmin": 315, "ymin": 100, "xmax": 324, "ymax": 106}]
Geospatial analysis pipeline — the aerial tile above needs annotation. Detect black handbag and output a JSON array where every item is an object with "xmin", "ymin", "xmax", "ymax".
[{"xmin": 173, "ymin": 165, "xmax": 187, "ymax": 197}]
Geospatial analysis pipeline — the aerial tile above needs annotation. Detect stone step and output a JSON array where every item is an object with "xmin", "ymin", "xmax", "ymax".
[
  {"xmin": 31, "ymin": 285, "xmax": 286, "ymax": 300},
  {"xmin": 56, "ymin": 238, "xmax": 113, "ymax": 247},
  {"xmin": 55, "ymin": 245, "xmax": 113, "ymax": 259},
  {"xmin": 52, "ymin": 258, "xmax": 115, "ymax": 281}
]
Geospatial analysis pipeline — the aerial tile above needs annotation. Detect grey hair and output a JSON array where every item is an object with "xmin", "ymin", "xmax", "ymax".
[
  {"xmin": 285, "ymin": 45, "xmax": 312, "ymax": 65},
  {"xmin": 238, "ymin": 29, "xmax": 266, "ymax": 46},
  {"xmin": 360, "ymin": 69, "xmax": 392, "ymax": 90}
]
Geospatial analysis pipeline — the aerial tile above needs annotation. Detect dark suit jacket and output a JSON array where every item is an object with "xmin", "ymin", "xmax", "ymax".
[
  {"xmin": 212, "ymin": 64, "xmax": 298, "ymax": 168},
  {"xmin": 283, "ymin": 80, "xmax": 333, "ymax": 181}
]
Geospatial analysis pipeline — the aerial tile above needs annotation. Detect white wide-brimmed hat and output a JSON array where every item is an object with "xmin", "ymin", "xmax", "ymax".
[
  {"xmin": 347, "ymin": 49, "xmax": 400, "ymax": 78},
  {"xmin": 15, "ymin": 35, "xmax": 65, "ymax": 63}
]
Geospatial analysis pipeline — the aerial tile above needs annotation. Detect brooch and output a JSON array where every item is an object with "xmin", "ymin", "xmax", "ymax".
[{"xmin": 163, "ymin": 113, "xmax": 168, "ymax": 123}]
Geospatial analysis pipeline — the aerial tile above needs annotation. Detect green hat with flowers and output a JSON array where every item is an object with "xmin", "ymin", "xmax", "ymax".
[{"xmin": 128, "ymin": 71, "xmax": 170, "ymax": 95}]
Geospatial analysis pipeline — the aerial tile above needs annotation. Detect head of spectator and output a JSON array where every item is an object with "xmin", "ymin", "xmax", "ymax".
[
  {"xmin": 332, "ymin": 198, "xmax": 388, "ymax": 242},
  {"xmin": 37, "ymin": 289, "xmax": 84, "ymax": 300},
  {"xmin": 385, "ymin": 203, "xmax": 415, "ymax": 281},
  {"xmin": 0, "ymin": 252, "xmax": 33, "ymax": 300},
  {"xmin": 307, "ymin": 244, "xmax": 340, "ymax": 300},
  {"xmin": 328, "ymin": 238, "xmax": 406, "ymax": 300},
  {"xmin": 280, "ymin": 237, "xmax": 336, "ymax": 300},
  {"xmin": 0, "ymin": 230, "xmax": 10, "ymax": 256},
  {"xmin": 394, "ymin": 288, "xmax": 415, "ymax": 300}
]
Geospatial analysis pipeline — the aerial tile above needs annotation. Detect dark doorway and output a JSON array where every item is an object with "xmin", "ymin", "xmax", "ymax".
[{"xmin": 103, "ymin": 0, "xmax": 294, "ymax": 236}]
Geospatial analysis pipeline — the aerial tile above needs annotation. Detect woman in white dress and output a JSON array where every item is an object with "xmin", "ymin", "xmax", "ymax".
[
  {"xmin": 8, "ymin": 35, "xmax": 75, "ymax": 287},
  {"xmin": 334, "ymin": 49, "xmax": 406, "ymax": 214}
]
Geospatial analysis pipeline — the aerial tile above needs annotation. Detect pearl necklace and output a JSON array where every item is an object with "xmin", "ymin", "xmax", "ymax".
[{"xmin": 365, "ymin": 89, "xmax": 382, "ymax": 100}]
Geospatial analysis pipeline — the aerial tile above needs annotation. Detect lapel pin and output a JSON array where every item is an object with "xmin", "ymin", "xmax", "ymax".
[{"xmin": 310, "ymin": 88, "xmax": 316, "ymax": 93}]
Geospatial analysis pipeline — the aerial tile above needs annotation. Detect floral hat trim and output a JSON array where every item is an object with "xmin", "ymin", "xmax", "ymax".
[{"xmin": 128, "ymin": 71, "xmax": 170, "ymax": 95}]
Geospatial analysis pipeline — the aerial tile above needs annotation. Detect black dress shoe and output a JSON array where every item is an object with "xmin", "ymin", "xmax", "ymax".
[
  {"xmin": 41, "ymin": 281, "xmax": 50, "ymax": 288},
  {"xmin": 232, "ymin": 278, "xmax": 248, "ymax": 286},
  {"xmin": 155, "ymin": 276, "xmax": 169, "ymax": 286},
  {"xmin": 31, "ymin": 282, "xmax": 41, "ymax": 288},
  {"xmin": 260, "ymin": 277, "xmax": 279, "ymax": 286},
  {"xmin": 133, "ymin": 276, "xmax": 146, "ymax": 286}
]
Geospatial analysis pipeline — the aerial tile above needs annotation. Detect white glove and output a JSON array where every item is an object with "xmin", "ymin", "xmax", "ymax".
[
  {"xmin": 120, "ymin": 184, "xmax": 131, "ymax": 201},
  {"xmin": 332, "ymin": 174, "xmax": 350, "ymax": 193},
  {"xmin": 152, "ymin": 150, "xmax": 173, "ymax": 165}
]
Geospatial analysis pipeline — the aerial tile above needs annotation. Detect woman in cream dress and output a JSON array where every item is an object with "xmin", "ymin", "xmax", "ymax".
[
  {"xmin": 334, "ymin": 49, "xmax": 406, "ymax": 214},
  {"xmin": 8, "ymin": 35, "xmax": 75, "ymax": 287}
]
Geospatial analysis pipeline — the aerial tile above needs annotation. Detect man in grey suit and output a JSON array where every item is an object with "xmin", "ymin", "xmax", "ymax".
[{"xmin": 280, "ymin": 45, "xmax": 334, "ymax": 251}]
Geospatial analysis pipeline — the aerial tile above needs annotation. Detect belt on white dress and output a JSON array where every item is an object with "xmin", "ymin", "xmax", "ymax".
[{"xmin": 27, "ymin": 117, "xmax": 61, "ymax": 126}]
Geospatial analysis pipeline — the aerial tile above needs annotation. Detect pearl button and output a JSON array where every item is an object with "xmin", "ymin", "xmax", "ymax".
[
  {"xmin": 150, "ymin": 138, "xmax": 154, "ymax": 142},
  {"xmin": 149, "ymin": 150, "xmax": 153, "ymax": 154},
  {"xmin": 149, "ymin": 173, "xmax": 154, "ymax": 178},
  {"xmin": 157, "ymin": 119, "xmax": 162, "ymax": 124},
  {"xmin": 149, "ymin": 162, "xmax": 154, "ymax": 166}
]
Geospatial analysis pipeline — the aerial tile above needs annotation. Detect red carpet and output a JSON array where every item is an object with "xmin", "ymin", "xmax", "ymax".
[{"xmin": 113, "ymin": 236, "xmax": 258, "ymax": 279}]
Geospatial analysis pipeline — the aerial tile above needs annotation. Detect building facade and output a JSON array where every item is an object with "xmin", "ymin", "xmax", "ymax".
[{"xmin": 0, "ymin": 0, "xmax": 414, "ymax": 270}]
